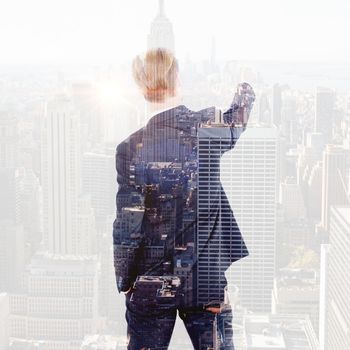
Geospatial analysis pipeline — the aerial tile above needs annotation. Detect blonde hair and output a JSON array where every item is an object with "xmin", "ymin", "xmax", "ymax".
[{"xmin": 132, "ymin": 48, "xmax": 178, "ymax": 103}]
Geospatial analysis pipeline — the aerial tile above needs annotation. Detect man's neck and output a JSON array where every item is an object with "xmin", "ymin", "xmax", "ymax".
[{"xmin": 146, "ymin": 94, "xmax": 183, "ymax": 118}]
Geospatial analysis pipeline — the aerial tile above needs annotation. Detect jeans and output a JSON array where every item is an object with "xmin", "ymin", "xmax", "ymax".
[{"xmin": 124, "ymin": 292, "xmax": 235, "ymax": 350}]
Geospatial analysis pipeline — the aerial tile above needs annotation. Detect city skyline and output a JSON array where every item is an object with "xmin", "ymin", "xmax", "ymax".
[{"xmin": 0, "ymin": 1, "xmax": 350, "ymax": 349}]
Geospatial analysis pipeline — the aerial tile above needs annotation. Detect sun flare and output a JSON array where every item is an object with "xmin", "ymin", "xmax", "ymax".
[{"xmin": 96, "ymin": 81, "xmax": 125, "ymax": 105}]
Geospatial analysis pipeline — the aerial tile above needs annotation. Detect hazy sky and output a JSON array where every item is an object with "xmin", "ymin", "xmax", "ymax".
[{"xmin": 1, "ymin": 0, "xmax": 349, "ymax": 64}]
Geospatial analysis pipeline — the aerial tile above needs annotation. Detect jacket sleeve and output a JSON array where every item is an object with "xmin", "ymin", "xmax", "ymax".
[
  {"xmin": 113, "ymin": 131, "xmax": 145, "ymax": 293},
  {"xmin": 222, "ymin": 82, "xmax": 256, "ymax": 149}
]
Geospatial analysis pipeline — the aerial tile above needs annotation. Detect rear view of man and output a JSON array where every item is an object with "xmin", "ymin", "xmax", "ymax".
[{"xmin": 113, "ymin": 48, "xmax": 255, "ymax": 350}]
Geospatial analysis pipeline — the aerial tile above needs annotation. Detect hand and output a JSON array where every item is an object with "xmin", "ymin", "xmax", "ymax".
[
  {"xmin": 223, "ymin": 82, "xmax": 255, "ymax": 126},
  {"xmin": 206, "ymin": 306, "xmax": 221, "ymax": 314},
  {"xmin": 204, "ymin": 301, "xmax": 223, "ymax": 314}
]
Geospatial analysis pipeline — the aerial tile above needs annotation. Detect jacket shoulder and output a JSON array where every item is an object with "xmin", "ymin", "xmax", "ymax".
[{"xmin": 116, "ymin": 127, "xmax": 144, "ymax": 153}]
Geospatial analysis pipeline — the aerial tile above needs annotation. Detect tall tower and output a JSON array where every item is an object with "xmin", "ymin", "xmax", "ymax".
[
  {"xmin": 223, "ymin": 127, "xmax": 278, "ymax": 312},
  {"xmin": 314, "ymin": 87, "xmax": 335, "ymax": 142},
  {"xmin": 195, "ymin": 101, "xmax": 277, "ymax": 311},
  {"xmin": 41, "ymin": 95, "xmax": 82, "ymax": 255},
  {"xmin": 196, "ymin": 123, "xmax": 236, "ymax": 304},
  {"xmin": 147, "ymin": 0, "xmax": 175, "ymax": 53},
  {"xmin": 325, "ymin": 206, "xmax": 350, "ymax": 350},
  {"xmin": 320, "ymin": 145, "xmax": 349, "ymax": 233},
  {"xmin": 9, "ymin": 96, "xmax": 100, "ymax": 349}
]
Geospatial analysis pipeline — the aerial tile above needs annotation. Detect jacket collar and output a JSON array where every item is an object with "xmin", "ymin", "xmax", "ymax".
[{"xmin": 146, "ymin": 104, "xmax": 193, "ymax": 127}]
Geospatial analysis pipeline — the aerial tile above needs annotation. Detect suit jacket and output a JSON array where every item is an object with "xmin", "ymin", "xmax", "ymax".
[{"xmin": 113, "ymin": 83, "xmax": 255, "ymax": 307}]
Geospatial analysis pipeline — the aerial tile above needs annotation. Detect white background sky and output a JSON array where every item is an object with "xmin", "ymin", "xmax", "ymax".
[{"xmin": 0, "ymin": 0, "xmax": 349, "ymax": 64}]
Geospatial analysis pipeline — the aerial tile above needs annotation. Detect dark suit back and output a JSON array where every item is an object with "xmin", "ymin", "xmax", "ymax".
[{"xmin": 113, "ymin": 83, "xmax": 255, "ymax": 307}]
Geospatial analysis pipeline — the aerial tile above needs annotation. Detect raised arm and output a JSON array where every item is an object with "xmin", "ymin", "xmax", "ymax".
[{"xmin": 222, "ymin": 82, "xmax": 256, "ymax": 147}]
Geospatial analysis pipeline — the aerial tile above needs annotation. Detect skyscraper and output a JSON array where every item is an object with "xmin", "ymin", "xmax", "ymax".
[
  {"xmin": 8, "ymin": 95, "xmax": 101, "ymax": 349},
  {"xmin": 147, "ymin": 0, "xmax": 175, "ymax": 53},
  {"xmin": 41, "ymin": 95, "xmax": 94, "ymax": 255},
  {"xmin": 314, "ymin": 87, "xmax": 335, "ymax": 142},
  {"xmin": 320, "ymin": 145, "xmax": 349, "ymax": 233},
  {"xmin": 222, "ymin": 127, "xmax": 277, "ymax": 312},
  {"xmin": 197, "ymin": 125, "xmax": 237, "ymax": 305},
  {"xmin": 325, "ymin": 206, "xmax": 350, "ymax": 350}
]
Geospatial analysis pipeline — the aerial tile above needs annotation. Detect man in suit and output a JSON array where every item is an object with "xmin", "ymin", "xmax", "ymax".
[{"xmin": 113, "ymin": 48, "xmax": 255, "ymax": 350}]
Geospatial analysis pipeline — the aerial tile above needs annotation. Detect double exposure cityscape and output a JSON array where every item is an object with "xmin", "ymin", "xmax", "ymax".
[{"xmin": 0, "ymin": 1, "xmax": 349, "ymax": 349}]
